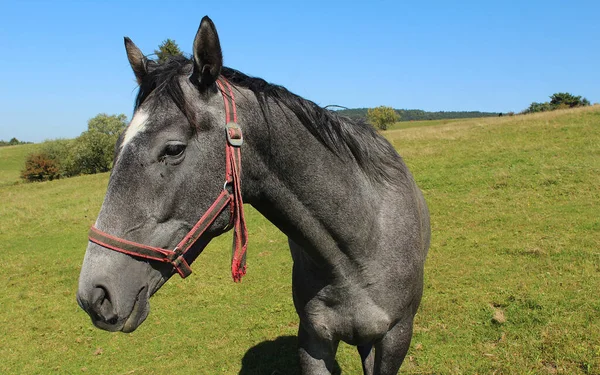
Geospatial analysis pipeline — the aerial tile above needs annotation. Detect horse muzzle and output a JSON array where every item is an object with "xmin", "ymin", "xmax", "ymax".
[
  {"xmin": 77, "ymin": 283, "xmax": 150, "ymax": 333},
  {"xmin": 76, "ymin": 242, "xmax": 161, "ymax": 333}
]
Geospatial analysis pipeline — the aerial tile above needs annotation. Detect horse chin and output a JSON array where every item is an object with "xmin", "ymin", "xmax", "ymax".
[{"xmin": 121, "ymin": 287, "xmax": 150, "ymax": 333}]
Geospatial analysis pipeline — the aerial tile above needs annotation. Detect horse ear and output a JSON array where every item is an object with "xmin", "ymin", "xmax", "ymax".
[
  {"xmin": 124, "ymin": 37, "xmax": 148, "ymax": 85},
  {"xmin": 191, "ymin": 16, "xmax": 223, "ymax": 89}
]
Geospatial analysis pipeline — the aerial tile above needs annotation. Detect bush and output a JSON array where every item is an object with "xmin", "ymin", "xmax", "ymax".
[
  {"xmin": 524, "ymin": 102, "xmax": 553, "ymax": 114},
  {"xmin": 20, "ymin": 153, "xmax": 60, "ymax": 182},
  {"xmin": 39, "ymin": 139, "xmax": 77, "ymax": 177},
  {"xmin": 29, "ymin": 114, "xmax": 128, "ymax": 179}
]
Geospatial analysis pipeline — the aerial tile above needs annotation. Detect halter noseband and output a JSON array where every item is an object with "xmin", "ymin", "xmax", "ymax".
[{"xmin": 88, "ymin": 78, "xmax": 248, "ymax": 282}]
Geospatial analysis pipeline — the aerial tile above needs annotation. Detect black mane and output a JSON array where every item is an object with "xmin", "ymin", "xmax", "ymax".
[{"xmin": 134, "ymin": 56, "xmax": 405, "ymax": 183}]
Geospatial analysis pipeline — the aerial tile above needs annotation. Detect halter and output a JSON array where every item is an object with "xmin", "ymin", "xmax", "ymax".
[{"xmin": 88, "ymin": 78, "xmax": 248, "ymax": 282}]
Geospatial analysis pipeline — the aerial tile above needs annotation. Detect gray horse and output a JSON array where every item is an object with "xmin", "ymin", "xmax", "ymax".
[{"xmin": 77, "ymin": 16, "xmax": 430, "ymax": 375}]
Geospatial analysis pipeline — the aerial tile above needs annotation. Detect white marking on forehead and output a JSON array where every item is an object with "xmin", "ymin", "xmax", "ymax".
[{"xmin": 121, "ymin": 110, "xmax": 149, "ymax": 148}]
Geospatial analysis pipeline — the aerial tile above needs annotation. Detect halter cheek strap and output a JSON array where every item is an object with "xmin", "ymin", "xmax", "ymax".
[
  {"xmin": 218, "ymin": 79, "xmax": 248, "ymax": 281},
  {"xmin": 88, "ymin": 78, "xmax": 248, "ymax": 282}
]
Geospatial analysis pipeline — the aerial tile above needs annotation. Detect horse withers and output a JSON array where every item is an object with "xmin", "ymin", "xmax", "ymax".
[{"xmin": 76, "ymin": 16, "xmax": 430, "ymax": 375}]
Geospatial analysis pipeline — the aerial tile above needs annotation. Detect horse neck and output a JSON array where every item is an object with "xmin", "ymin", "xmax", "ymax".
[{"xmin": 239, "ymin": 93, "xmax": 384, "ymax": 266}]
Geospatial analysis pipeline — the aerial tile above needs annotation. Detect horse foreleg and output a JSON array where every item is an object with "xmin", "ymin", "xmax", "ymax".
[
  {"xmin": 373, "ymin": 318, "xmax": 414, "ymax": 375},
  {"xmin": 298, "ymin": 321, "xmax": 339, "ymax": 375},
  {"xmin": 358, "ymin": 344, "xmax": 375, "ymax": 375}
]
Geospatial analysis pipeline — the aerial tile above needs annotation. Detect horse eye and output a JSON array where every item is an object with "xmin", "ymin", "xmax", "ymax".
[{"xmin": 163, "ymin": 143, "xmax": 186, "ymax": 158}]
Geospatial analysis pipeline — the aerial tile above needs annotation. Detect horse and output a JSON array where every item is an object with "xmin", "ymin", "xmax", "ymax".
[{"xmin": 76, "ymin": 16, "xmax": 430, "ymax": 375}]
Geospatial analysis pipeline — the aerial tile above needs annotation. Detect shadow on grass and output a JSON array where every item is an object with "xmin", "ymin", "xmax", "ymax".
[{"xmin": 239, "ymin": 335, "xmax": 342, "ymax": 375}]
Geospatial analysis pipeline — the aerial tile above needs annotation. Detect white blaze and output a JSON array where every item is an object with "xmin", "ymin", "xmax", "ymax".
[{"xmin": 120, "ymin": 110, "xmax": 149, "ymax": 151}]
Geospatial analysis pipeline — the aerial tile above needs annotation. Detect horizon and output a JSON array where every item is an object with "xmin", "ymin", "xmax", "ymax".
[{"xmin": 1, "ymin": 1, "xmax": 599, "ymax": 143}]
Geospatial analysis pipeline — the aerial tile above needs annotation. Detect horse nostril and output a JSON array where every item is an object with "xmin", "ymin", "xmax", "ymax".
[
  {"xmin": 106, "ymin": 314, "xmax": 118, "ymax": 325},
  {"xmin": 90, "ymin": 286, "xmax": 118, "ymax": 325},
  {"xmin": 91, "ymin": 287, "xmax": 106, "ymax": 308}
]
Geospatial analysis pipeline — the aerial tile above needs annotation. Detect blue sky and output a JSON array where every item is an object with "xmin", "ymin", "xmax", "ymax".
[{"xmin": 1, "ymin": 0, "xmax": 598, "ymax": 143}]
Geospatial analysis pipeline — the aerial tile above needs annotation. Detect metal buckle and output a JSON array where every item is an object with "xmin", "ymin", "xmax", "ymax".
[
  {"xmin": 173, "ymin": 246, "xmax": 182, "ymax": 256},
  {"xmin": 226, "ymin": 122, "xmax": 243, "ymax": 147}
]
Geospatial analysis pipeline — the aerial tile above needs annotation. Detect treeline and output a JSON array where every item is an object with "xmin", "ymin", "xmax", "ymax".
[
  {"xmin": 0, "ymin": 138, "xmax": 32, "ymax": 147},
  {"xmin": 21, "ymin": 114, "xmax": 127, "ymax": 182},
  {"xmin": 336, "ymin": 108, "xmax": 500, "ymax": 122}
]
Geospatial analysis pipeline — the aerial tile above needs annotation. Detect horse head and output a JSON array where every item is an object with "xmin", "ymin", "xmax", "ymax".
[{"xmin": 77, "ymin": 16, "xmax": 239, "ymax": 332}]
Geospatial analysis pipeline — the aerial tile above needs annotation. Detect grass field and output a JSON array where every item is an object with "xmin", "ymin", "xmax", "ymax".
[{"xmin": 1, "ymin": 106, "xmax": 598, "ymax": 374}]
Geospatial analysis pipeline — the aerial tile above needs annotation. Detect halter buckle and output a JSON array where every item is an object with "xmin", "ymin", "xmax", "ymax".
[
  {"xmin": 169, "ymin": 247, "xmax": 192, "ymax": 278},
  {"xmin": 226, "ymin": 122, "xmax": 243, "ymax": 147}
]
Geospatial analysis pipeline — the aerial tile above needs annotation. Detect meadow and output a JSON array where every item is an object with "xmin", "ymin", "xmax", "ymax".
[{"xmin": 0, "ymin": 106, "xmax": 598, "ymax": 374}]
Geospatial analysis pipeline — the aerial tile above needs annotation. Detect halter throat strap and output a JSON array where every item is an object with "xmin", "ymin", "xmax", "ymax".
[{"xmin": 88, "ymin": 78, "xmax": 248, "ymax": 281}]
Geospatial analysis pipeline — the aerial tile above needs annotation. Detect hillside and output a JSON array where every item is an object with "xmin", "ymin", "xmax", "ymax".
[{"xmin": 0, "ymin": 143, "xmax": 40, "ymax": 187}]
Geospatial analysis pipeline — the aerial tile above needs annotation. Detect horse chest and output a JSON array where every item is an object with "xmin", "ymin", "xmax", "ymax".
[{"xmin": 299, "ymin": 285, "xmax": 393, "ymax": 345}]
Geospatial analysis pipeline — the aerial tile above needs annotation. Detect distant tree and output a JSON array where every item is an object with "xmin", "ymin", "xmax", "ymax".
[
  {"xmin": 367, "ymin": 106, "xmax": 400, "ymax": 130},
  {"xmin": 70, "ymin": 114, "xmax": 128, "ymax": 175},
  {"xmin": 523, "ymin": 92, "xmax": 591, "ymax": 114},
  {"xmin": 154, "ymin": 39, "xmax": 183, "ymax": 63},
  {"xmin": 337, "ymin": 108, "xmax": 500, "ymax": 122},
  {"xmin": 549, "ymin": 92, "xmax": 590, "ymax": 108},
  {"xmin": 1, "ymin": 138, "xmax": 32, "ymax": 147}
]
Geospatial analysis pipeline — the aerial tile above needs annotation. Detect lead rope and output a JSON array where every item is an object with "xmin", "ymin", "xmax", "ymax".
[{"xmin": 217, "ymin": 78, "xmax": 248, "ymax": 282}]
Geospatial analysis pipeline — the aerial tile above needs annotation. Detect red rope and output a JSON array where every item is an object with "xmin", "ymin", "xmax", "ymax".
[{"xmin": 218, "ymin": 78, "xmax": 247, "ymax": 282}]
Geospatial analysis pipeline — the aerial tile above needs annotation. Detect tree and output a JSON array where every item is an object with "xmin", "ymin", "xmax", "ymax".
[
  {"xmin": 87, "ymin": 113, "xmax": 128, "ymax": 137},
  {"xmin": 71, "ymin": 114, "xmax": 128, "ymax": 175},
  {"xmin": 523, "ymin": 92, "xmax": 591, "ymax": 114},
  {"xmin": 549, "ymin": 92, "xmax": 590, "ymax": 108},
  {"xmin": 154, "ymin": 39, "xmax": 183, "ymax": 63},
  {"xmin": 367, "ymin": 106, "xmax": 400, "ymax": 130}
]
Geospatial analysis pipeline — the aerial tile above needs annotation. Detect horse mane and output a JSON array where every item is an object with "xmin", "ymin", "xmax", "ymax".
[{"xmin": 134, "ymin": 56, "xmax": 406, "ymax": 183}]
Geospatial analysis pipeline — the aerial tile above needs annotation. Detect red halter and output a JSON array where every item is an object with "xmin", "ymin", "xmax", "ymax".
[{"xmin": 88, "ymin": 78, "xmax": 248, "ymax": 282}]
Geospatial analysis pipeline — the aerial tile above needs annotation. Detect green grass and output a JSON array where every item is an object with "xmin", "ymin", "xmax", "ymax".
[{"xmin": 0, "ymin": 106, "xmax": 598, "ymax": 374}]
